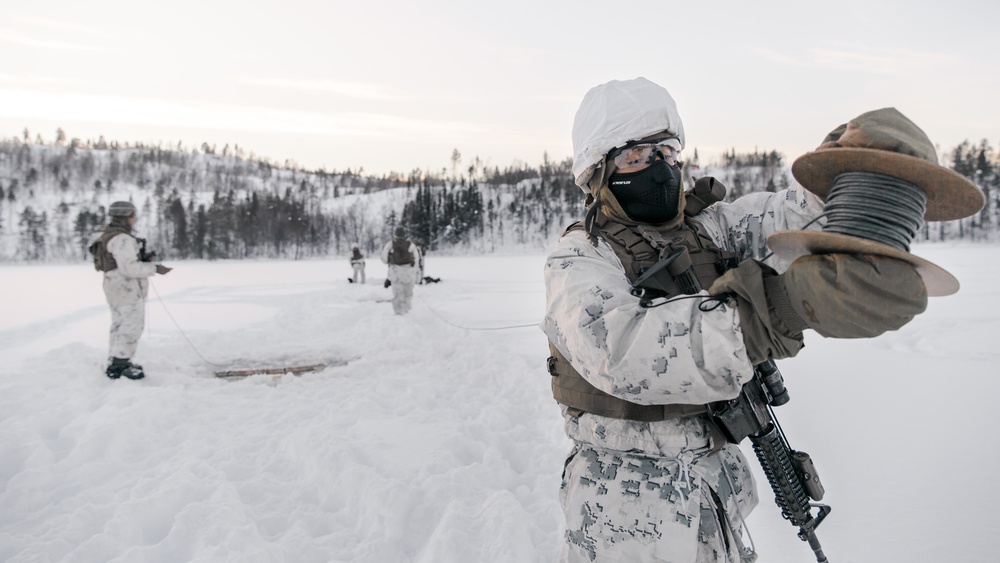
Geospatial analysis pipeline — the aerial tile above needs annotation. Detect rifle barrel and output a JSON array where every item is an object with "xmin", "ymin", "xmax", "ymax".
[{"xmin": 804, "ymin": 530, "xmax": 828, "ymax": 562}]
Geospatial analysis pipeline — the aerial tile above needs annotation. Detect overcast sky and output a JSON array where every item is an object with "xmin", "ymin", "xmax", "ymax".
[{"xmin": 1, "ymin": 0, "xmax": 997, "ymax": 176}]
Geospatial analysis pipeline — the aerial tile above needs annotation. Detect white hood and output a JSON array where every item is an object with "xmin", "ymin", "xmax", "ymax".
[{"xmin": 571, "ymin": 77, "xmax": 685, "ymax": 191}]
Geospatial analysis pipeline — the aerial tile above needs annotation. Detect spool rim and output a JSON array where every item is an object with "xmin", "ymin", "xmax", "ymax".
[
  {"xmin": 792, "ymin": 148, "xmax": 984, "ymax": 222},
  {"xmin": 767, "ymin": 230, "xmax": 959, "ymax": 297}
]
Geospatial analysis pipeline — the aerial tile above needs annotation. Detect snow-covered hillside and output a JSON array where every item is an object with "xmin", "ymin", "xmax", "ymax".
[
  {"xmin": 0, "ymin": 141, "xmax": 582, "ymax": 263},
  {"xmin": 5, "ymin": 138, "xmax": 993, "ymax": 265}
]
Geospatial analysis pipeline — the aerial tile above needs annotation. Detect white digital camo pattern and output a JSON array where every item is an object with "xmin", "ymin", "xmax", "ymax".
[
  {"xmin": 381, "ymin": 240, "xmax": 421, "ymax": 314},
  {"xmin": 543, "ymin": 185, "xmax": 824, "ymax": 563},
  {"xmin": 103, "ymin": 234, "xmax": 156, "ymax": 359},
  {"xmin": 560, "ymin": 440, "xmax": 756, "ymax": 563}
]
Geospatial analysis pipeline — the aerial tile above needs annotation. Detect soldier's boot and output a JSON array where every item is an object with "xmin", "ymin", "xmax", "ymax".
[
  {"xmin": 106, "ymin": 357, "xmax": 127, "ymax": 379},
  {"xmin": 121, "ymin": 361, "xmax": 145, "ymax": 380},
  {"xmin": 107, "ymin": 357, "xmax": 145, "ymax": 380}
]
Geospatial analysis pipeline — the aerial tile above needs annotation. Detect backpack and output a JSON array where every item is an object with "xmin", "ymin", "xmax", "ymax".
[
  {"xmin": 89, "ymin": 238, "xmax": 115, "ymax": 272},
  {"xmin": 387, "ymin": 238, "xmax": 415, "ymax": 266},
  {"xmin": 88, "ymin": 227, "xmax": 130, "ymax": 272}
]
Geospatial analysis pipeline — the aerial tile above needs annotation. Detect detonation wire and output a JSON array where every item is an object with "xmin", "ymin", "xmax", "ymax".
[
  {"xmin": 758, "ymin": 213, "xmax": 828, "ymax": 263},
  {"xmin": 761, "ymin": 171, "xmax": 926, "ymax": 262},
  {"xmin": 415, "ymin": 294, "xmax": 537, "ymax": 331},
  {"xmin": 149, "ymin": 280, "xmax": 229, "ymax": 367},
  {"xmin": 822, "ymin": 171, "xmax": 926, "ymax": 249}
]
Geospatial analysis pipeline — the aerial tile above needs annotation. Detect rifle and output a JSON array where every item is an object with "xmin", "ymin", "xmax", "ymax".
[
  {"xmin": 631, "ymin": 245, "xmax": 832, "ymax": 562},
  {"xmin": 710, "ymin": 359, "xmax": 831, "ymax": 562},
  {"xmin": 136, "ymin": 237, "xmax": 157, "ymax": 262}
]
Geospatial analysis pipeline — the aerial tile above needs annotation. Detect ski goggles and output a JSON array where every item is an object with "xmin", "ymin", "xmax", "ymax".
[{"xmin": 611, "ymin": 141, "xmax": 680, "ymax": 169}]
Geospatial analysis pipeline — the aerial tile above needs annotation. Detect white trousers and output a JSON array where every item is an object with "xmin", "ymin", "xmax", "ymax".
[{"xmin": 109, "ymin": 299, "xmax": 145, "ymax": 359}]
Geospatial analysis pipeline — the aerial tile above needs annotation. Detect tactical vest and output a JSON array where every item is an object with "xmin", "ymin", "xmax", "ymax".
[
  {"xmin": 387, "ymin": 238, "xmax": 415, "ymax": 266},
  {"xmin": 88, "ymin": 226, "xmax": 132, "ymax": 272},
  {"xmin": 548, "ymin": 207, "xmax": 739, "ymax": 422}
]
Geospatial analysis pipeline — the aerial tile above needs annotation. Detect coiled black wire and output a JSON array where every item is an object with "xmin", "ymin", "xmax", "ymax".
[{"xmin": 822, "ymin": 171, "xmax": 927, "ymax": 252}]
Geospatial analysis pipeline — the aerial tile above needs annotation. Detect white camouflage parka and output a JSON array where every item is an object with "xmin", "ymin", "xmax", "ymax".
[
  {"xmin": 104, "ymin": 233, "xmax": 156, "ymax": 359},
  {"xmin": 542, "ymin": 78, "xmax": 824, "ymax": 563},
  {"xmin": 104, "ymin": 234, "xmax": 156, "ymax": 306},
  {"xmin": 104, "ymin": 232, "xmax": 157, "ymax": 359},
  {"xmin": 381, "ymin": 238, "xmax": 422, "ymax": 315}
]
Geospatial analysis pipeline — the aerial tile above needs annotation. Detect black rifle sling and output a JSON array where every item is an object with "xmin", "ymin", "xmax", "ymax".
[{"xmin": 548, "ymin": 209, "xmax": 738, "ymax": 423}]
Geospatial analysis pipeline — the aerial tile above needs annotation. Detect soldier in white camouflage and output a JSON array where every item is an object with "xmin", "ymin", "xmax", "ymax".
[
  {"xmin": 349, "ymin": 246, "xmax": 366, "ymax": 284},
  {"xmin": 380, "ymin": 226, "xmax": 421, "ymax": 315},
  {"xmin": 543, "ymin": 78, "xmax": 929, "ymax": 562},
  {"xmin": 92, "ymin": 201, "xmax": 172, "ymax": 380}
]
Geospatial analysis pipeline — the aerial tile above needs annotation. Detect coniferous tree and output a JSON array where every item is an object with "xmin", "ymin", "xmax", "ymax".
[
  {"xmin": 73, "ymin": 209, "xmax": 102, "ymax": 259},
  {"xmin": 18, "ymin": 207, "xmax": 48, "ymax": 260}
]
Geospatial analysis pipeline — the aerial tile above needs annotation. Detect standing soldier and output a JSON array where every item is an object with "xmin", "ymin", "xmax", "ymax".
[
  {"xmin": 380, "ymin": 226, "xmax": 420, "ymax": 315},
  {"xmin": 349, "ymin": 246, "xmax": 366, "ymax": 284},
  {"xmin": 543, "ymin": 78, "xmax": 944, "ymax": 562},
  {"xmin": 89, "ymin": 201, "xmax": 172, "ymax": 380}
]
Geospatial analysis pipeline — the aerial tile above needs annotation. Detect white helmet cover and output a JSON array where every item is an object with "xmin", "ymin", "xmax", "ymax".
[{"xmin": 571, "ymin": 77, "xmax": 685, "ymax": 191}]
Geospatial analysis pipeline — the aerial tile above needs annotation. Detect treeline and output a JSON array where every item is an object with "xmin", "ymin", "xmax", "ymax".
[
  {"xmin": 718, "ymin": 147, "xmax": 785, "ymax": 168},
  {"xmin": 0, "ymin": 132, "xmax": 583, "ymax": 261},
  {"xmin": 1, "ymin": 130, "xmax": 997, "ymax": 263},
  {"xmin": 400, "ymin": 154, "xmax": 580, "ymax": 253},
  {"xmin": 155, "ymin": 189, "xmax": 332, "ymax": 260},
  {"xmin": 700, "ymin": 149, "xmax": 791, "ymax": 201},
  {"xmin": 941, "ymin": 140, "xmax": 1000, "ymax": 241}
]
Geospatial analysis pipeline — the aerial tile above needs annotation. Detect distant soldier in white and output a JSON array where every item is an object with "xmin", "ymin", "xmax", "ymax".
[
  {"xmin": 89, "ymin": 201, "xmax": 173, "ymax": 380},
  {"xmin": 380, "ymin": 226, "xmax": 421, "ymax": 315},
  {"xmin": 349, "ymin": 246, "xmax": 366, "ymax": 283},
  {"xmin": 544, "ymin": 78, "xmax": 941, "ymax": 562}
]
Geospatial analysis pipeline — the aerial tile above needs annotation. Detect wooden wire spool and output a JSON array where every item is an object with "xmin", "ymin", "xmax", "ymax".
[{"xmin": 768, "ymin": 109, "xmax": 985, "ymax": 297}]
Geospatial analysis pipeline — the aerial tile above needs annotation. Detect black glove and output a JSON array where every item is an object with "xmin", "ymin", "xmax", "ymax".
[
  {"xmin": 383, "ymin": 279, "xmax": 391, "ymax": 288},
  {"xmin": 709, "ymin": 254, "xmax": 928, "ymax": 363},
  {"xmin": 156, "ymin": 264, "xmax": 173, "ymax": 275}
]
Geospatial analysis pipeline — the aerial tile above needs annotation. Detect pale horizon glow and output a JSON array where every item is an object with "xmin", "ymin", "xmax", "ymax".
[
  {"xmin": 0, "ymin": 89, "xmax": 491, "ymax": 139},
  {"xmin": 1, "ymin": 0, "xmax": 997, "ymax": 175}
]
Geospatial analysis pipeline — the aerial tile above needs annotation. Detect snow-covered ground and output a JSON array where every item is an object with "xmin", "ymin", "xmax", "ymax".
[{"xmin": 1, "ymin": 244, "xmax": 997, "ymax": 562}]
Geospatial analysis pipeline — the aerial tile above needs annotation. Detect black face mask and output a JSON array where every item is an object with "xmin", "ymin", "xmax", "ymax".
[{"xmin": 607, "ymin": 158, "xmax": 682, "ymax": 223}]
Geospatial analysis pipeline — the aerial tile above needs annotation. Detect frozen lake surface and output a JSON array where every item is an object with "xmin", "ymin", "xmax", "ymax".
[{"xmin": 1, "ymin": 245, "xmax": 997, "ymax": 562}]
